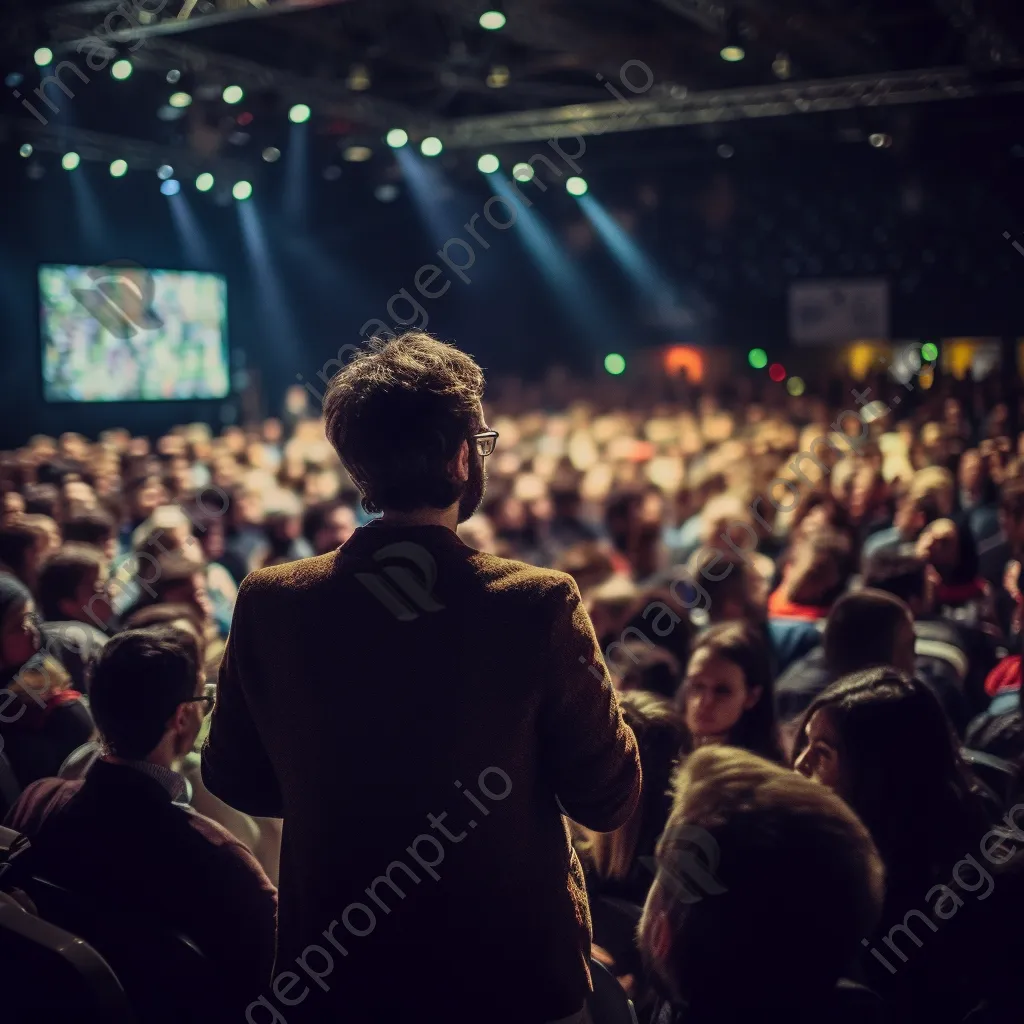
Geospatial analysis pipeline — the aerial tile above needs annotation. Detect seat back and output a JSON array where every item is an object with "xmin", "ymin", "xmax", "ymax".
[
  {"xmin": 962, "ymin": 747, "xmax": 1016, "ymax": 807},
  {"xmin": 0, "ymin": 897, "xmax": 134, "ymax": 1024},
  {"xmin": 588, "ymin": 956, "xmax": 638, "ymax": 1024},
  {"xmin": 0, "ymin": 749, "xmax": 22, "ymax": 820},
  {"xmin": 24, "ymin": 875, "xmax": 225, "ymax": 1024}
]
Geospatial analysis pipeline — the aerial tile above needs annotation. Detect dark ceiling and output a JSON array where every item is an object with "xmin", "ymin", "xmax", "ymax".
[{"xmin": 2, "ymin": 1, "xmax": 1024, "ymax": 178}]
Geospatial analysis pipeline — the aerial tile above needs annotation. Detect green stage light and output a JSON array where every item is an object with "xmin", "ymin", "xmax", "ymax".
[
  {"xmin": 223, "ymin": 85, "xmax": 244, "ymax": 105},
  {"xmin": 477, "ymin": 153, "xmax": 499, "ymax": 173},
  {"xmin": 196, "ymin": 172, "xmax": 214, "ymax": 192},
  {"xmin": 109, "ymin": 159, "xmax": 127, "ymax": 177},
  {"xmin": 748, "ymin": 348, "xmax": 768, "ymax": 369},
  {"xmin": 232, "ymin": 180, "xmax": 253, "ymax": 200},
  {"xmin": 921, "ymin": 342, "xmax": 938, "ymax": 362},
  {"xmin": 604, "ymin": 353, "xmax": 626, "ymax": 375},
  {"xmin": 288, "ymin": 103, "xmax": 311, "ymax": 124},
  {"xmin": 386, "ymin": 128, "xmax": 408, "ymax": 148},
  {"xmin": 111, "ymin": 59, "xmax": 133, "ymax": 81}
]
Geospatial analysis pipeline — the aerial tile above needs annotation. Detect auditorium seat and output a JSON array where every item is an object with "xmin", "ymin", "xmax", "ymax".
[
  {"xmin": 588, "ymin": 957, "xmax": 639, "ymax": 1024},
  {"xmin": 0, "ymin": 895, "xmax": 133, "ymax": 1024}
]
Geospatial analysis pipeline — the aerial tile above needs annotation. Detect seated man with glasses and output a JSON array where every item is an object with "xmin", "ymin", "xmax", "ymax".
[{"xmin": 4, "ymin": 626, "xmax": 277, "ymax": 1001}]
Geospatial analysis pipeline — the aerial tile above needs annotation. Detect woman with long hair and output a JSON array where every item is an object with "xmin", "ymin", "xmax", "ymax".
[
  {"xmin": 793, "ymin": 667, "xmax": 1000, "ymax": 1021},
  {"xmin": 675, "ymin": 621, "xmax": 783, "ymax": 763}
]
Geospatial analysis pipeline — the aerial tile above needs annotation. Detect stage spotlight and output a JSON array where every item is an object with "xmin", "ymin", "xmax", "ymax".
[
  {"xmin": 169, "ymin": 91, "xmax": 192, "ymax": 107},
  {"xmin": 386, "ymin": 128, "xmax": 408, "ymax": 148},
  {"xmin": 921, "ymin": 341, "xmax": 939, "ymax": 362},
  {"xmin": 479, "ymin": 10, "xmax": 506, "ymax": 30},
  {"xmin": 262, "ymin": 147, "xmax": 281, "ymax": 162},
  {"xmin": 157, "ymin": 164, "xmax": 174, "ymax": 180},
  {"xmin": 166, "ymin": 69, "xmax": 181, "ymax": 84},
  {"xmin": 61, "ymin": 152, "xmax": 80, "ymax": 171},
  {"xmin": 720, "ymin": 10, "xmax": 745, "ymax": 62},
  {"xmin": 223, "ymin": 84, "xmax": 244, "ymax": 104},
  {"xmin": 477, "ymin": 153, "xmax": 499, "ymax": 173},
  {"xmin": 768, "ymin": 362, "xmax": 786, "ymax": 382},
  {"xmin": 486, "ymin": 65, "xmax": 509, "ymax": 89},
  {"xmin": 160, "ymin": 179, "xmax": 181, "ymax": 196},
  {"xmin": 512, "ymin": 162, "xmax": 534, "ymax": 182},
  {"xmin": 34, "ymin": 47, "xmax": 53, "ymax": 67},
  {"xmin": 869, "ymin": 132, "xmax": 892, "ymax": 148},
  {"xmin": 109, "ymin": 159, "xmax": 128, "ymax": 177},
  {"xmin": 111, "ymin": 59, "xmax": 133, "ymax": 80},
  {"xmin": 748, "ymin": 348, "xmax": 767, "ymax": 369},
  {"xmin": 566, "ymin": 176, "xmax": 588, "ymax": 196},
  {"xmin": 604, "ymin": 353, "xmax": 626, "ymax": 375},
  {"xmin": 19, "ymin": 143, "xmax": 33, "ymax": 158},
  {"xmin": 196, "ymin": 172, "xmax": 214, "ymax": 192},
  {"xmin": 233, "ymin": 180, "xmax": 253, "ymax": 200},
  {"xmin": 288, "ymin": 103, "xmax": 311, "ymax": 124},
  {"xmin": 343, "ymin": 145, "xmax": 372, "ymax": 162},
  {"xmin": 786, "ymin": 376, "xmax": 805, "ymax": 396},
  {"xmin": 347, "ymin": 64, "xmax": 371, "ymax": 91},
  {"xmin": 420, "ymin": 136, "xmax": 443, "ymax": 157},
  {"xmin": 374, "ymin": 183, "xmax": 399, "ymax": 203}
]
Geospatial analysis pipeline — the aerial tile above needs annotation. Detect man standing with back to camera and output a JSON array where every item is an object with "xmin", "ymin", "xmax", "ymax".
[{"xmin": 203, "ymin": 332, "xmax": 641, "ymax": 1023}]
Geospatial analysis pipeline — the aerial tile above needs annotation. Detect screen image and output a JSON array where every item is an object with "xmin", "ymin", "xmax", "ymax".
[{"xmin": 40, "ymin": 264, "xmax": 230, "ymax": 402}]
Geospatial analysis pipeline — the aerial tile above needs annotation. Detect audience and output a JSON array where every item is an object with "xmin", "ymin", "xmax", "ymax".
[
  {"xmin": 4, "ymin": 628, "xmax": 277, "ymax": 1010},
  {"xmin": 2, "ymin": 358, "xmax": 1024, "ymax": 1022},
  {"xmin": 639, "ymin": 745, "xmax": 885, "ymax": 1023}
]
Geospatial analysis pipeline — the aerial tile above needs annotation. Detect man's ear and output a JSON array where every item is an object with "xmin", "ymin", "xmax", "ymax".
[{"xmin": 448, "ymin": 440, "xmax": 470, "ymax": 484}]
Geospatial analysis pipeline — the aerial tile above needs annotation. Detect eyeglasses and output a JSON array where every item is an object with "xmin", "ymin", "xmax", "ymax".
[
  {"xmin": 472, "ymin": 430, "xmax": 499, "ymax": 457},
  {"xmin": 183, "ymin": 683, "xmax": 216, "ymax": 716}
]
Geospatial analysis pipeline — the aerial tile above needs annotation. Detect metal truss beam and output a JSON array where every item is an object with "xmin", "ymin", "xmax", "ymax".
[
  {"xmin": 50, "ymin": 0, "xmax": 356, "ymax": 42},
  {"xmin": 9, "ymin": 117, "xmax": 251, "ymax": 179},
  {"xmin": 437, "ymin": 65, "xmax": 1024, "ymax": 147}
]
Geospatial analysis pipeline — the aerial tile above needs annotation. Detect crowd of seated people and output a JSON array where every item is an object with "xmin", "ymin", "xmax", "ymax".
[{"xmin": 1, "ymin": 366, "xmax": 1024, "ymax": 1020}]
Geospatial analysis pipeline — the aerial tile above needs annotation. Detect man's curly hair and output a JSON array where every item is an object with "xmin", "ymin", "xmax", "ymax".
[{"xmin": 322, "ymin": 333, "xmax": 485, "ymax": 514}]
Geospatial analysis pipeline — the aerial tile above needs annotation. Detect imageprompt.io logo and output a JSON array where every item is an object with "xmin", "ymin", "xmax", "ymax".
[
  {"xmin": 649, "ymin": 826, "xmax": 729, "ymax": 905},
  {"xmin": 71, "ymin": 260, "xmax": 163, "ymax": 339},
  {"xmin": 356, "ymin": 541, "xmax": 445, "ymax": 621}
]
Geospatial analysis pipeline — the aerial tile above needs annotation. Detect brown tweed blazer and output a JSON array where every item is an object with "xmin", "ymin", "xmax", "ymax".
[{"xmin": 203, "ymin": 522, "xmax": 640, "ymax": 1022}]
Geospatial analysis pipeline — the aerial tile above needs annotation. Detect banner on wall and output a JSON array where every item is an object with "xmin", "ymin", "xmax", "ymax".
[{"xmin": 789, "ymin": 279, "xmax": 890, "ymax": 344}]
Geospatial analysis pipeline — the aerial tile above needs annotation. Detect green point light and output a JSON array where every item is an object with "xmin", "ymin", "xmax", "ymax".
[
  {"xmin": 288, "ymin": 103, "xmax": 311, "ymax": 124},
  {"xmin": 604, "ymin": 353, "xmax": 626, "ymax": 376},
  {"xmin": 169, "ymin": 91, "xmax": 192, "ymax": 108},
  {"xmin": 232, "ymin": 180, "xmax": 253, "ymax": 200},
  {"xmin": 111, "ymin": 59, "xmax": 133, "ymax": 81},
  {"xmin": 420, "ymin": 136, "xmax": 443, "ymax": 157},
  {"xmin": 566, "ymin": 176, "xmax": 588, "ymax": 196},
  {"xmin": 386, "ymin": 128, "xmax": 408, "ymax": 148},
  {"xmin": 921, "ymin": 342, "xmax": 938, "ymax": 362},
  {"xmin": 109, "ymin": 159, "xmax": 128, "ymax": 177},
  {"xmin": 786, "ymin": 376, "xmax": 806, "ymax": 397},
  {"xmin": 479, "ymin": 10, "xmax": 507, "ymax": 30},
  {"xmin": 61, "ymin": 151, "xmax": 80, "ymax": 171},
  {"xmin": 33, "ymin": 47, "xmax": 53, "ymax": 67},
  {"xmin": 477, "ymin": 153, "xmax": 499, "ymax": 173},
  {"xmin": 748, "ymin": 347, "xmax": 768, "ymax": 369},
  {"xmin": 222, "ymin": 84, "xmax": 244, "ymax": 105},
  {"xmin": 512, "ymin": 162, "xmax": 534, "ymax": 182},
  {"xmin": 196, "ymin": 172, "xmax": 214, "ymax": 192}
]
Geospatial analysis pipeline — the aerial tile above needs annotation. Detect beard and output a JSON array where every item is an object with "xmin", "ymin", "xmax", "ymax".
[{"xmin": 457, "ymin": 449, "xmax": 486, "ymax": 523}]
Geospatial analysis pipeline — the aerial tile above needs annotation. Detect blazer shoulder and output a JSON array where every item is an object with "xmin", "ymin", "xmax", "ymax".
[
  {"xmin": 468, "ymin": 552, "xmax": 580, "ymax": 602},
  {"xmin": 237, "ymin": 553, "xmax": 337, "ymax": 598}
]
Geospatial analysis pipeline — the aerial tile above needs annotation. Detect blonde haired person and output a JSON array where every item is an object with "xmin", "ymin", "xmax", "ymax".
[{"xmin": 639, "ymin": 745, "xmax": 884, "ymax": 1023}]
